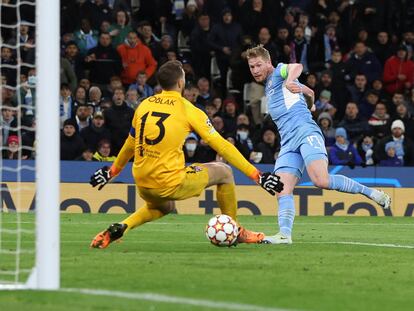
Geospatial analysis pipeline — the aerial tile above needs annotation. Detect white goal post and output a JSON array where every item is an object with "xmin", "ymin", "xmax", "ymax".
[
  {"xmin": 35, "ymin": 0, "xmax": 60, "ymax": 290},
  {"xmin": 0, "ymin": 0, "xmax": 60, "ymax": 290}
]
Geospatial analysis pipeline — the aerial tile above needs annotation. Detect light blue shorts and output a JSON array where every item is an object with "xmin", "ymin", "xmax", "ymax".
[{"xmin": 274, "ymin": 131, "xmax": 328, "ymax": 179}]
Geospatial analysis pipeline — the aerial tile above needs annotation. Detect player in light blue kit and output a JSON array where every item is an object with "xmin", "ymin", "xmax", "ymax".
[{"xmin": 246, "ymin": 45, "xmax": 391, "ymax": 244}]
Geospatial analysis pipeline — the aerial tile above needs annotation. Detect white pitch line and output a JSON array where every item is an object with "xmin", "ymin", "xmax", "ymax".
[
  {"xmin": 60, "ymin": 288, "xmax": 293, "ymax": 311},
  {"xmin": 144, "ymin": 222, "xmax": 414, "ymax": 227},
  {"xmin": 3, "ymin": 221, "xmax": 414, "ymax": 227},
  {"xmin": 297, "ymin": 241, "xmax": 414, "ymax": 249},
  {"xmin": 5, "ymin": 239, "xmax": 411, "ymax": 249},
  {"xmin": 58, "ymin": 222, "xmax": 414, "ymax": 227}
]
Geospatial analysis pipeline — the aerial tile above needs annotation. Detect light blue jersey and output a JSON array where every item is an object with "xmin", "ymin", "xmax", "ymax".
[
  {"xmin": 266, "ymin": 63, "xmax": 327, "ymax": 178},
  {"xmin": 262, "ymin": 66, "xmax": 383, "ymax": 240}
]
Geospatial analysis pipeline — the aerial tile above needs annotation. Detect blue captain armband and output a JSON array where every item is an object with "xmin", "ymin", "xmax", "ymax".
[{"xmin": 129, "ymin": 127, "xmax": 136, "ymax": 138}]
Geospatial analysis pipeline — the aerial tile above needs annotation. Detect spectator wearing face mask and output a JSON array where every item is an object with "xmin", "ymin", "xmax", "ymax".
[
  {"xmin": 195, "ymin": 77, "xmax": 212, "ymax": 110},
  {"xmin": 235, "ymin": 124, "xmax": 254, "ymax": 160},
  {"xmin": 329, "ymin": 127, "xmax": 362, "ymax": 167},
  {"xmin": 22, "ymin": 68, "xmax": 37, "ymax": 116},
  {"xmin": 183, "ymin": 133, "xmax": 204, "ymax": 163}
]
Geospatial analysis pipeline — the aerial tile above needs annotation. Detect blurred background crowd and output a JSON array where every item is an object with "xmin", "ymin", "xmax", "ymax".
[{"xmin": 1, "ymin": 0, "xmax": 414, "ymax": 166}]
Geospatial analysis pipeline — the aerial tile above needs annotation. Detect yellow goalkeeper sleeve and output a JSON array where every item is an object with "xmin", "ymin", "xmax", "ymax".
[
  {"xmin": 208, "ymin": 135, "xmax": 260, "ymax": 182},
  {"xmin": 110, "ymin": 135, "xmax": 135, "ymax": 176}
]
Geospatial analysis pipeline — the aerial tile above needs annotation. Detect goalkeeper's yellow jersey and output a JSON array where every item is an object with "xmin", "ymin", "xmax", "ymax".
[{"xmin": 111, "ymin": 90, "xmax": 259, "ymax": 189}]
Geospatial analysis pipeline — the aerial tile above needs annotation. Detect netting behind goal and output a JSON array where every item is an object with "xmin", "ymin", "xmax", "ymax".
[{"xmin": 0, "ymin": 0, "xmax": 59, "ymax": 290}]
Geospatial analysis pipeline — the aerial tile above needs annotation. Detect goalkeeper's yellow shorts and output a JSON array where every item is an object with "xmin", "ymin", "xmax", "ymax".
[{"xmin": 137, "ymin": 163, "xmax": 209, "ymax": 205}]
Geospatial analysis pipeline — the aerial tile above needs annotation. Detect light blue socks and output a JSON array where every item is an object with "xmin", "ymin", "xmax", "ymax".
[
  {"xmin": 278, "ymin": 194, "xmax": 295, "ymax": 236},
  {"xmin": 328, "ymin": 175, "xmax": 373, "ymax": 197}
]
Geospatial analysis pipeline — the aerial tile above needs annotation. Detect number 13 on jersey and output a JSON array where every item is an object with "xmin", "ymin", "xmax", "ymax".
[{"xmin": 138, "ymin": 111, "xmax": 170, "ymax": 156}]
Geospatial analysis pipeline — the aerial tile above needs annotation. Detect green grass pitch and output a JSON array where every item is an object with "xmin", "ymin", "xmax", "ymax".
[{"xmin": 1, "ymin": 214, "xmax": 414, "ymax": 311}]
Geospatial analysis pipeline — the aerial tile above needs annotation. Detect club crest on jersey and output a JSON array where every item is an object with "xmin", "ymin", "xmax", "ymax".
[
  {"xmin": 267, "ymin": 79, "xmax": 272, "ymax": 87},
  {"xmin": 206, "ymin": 118, "xmax": 216, "ymax": 134},
  {"xmin": 187, "ymin": 165, "xmax": 203, "ymax": 173}
]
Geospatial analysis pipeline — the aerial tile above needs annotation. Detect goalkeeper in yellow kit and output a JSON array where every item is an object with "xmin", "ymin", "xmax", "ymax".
[{"xmin": 90, "ymin": 60, "xmax": 283, "ymax": 249}]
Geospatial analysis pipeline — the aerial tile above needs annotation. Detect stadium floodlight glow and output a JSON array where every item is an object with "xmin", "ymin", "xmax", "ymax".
[{"xmin": 0, "ymin": 0, "xmax": 60, "ymax": 290}]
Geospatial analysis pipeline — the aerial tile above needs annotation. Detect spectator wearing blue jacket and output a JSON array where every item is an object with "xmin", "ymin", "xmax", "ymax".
[
  {"xmin": 128, "ymin": 71, "xmax": 154, "ymax": 103},
  {"xmin": 379, "ymin": 141, "xmax": 403, "ymax": 167},
  {"xmin": 329, "ymin": 127, "xmax": 362, "ymax": 167}
]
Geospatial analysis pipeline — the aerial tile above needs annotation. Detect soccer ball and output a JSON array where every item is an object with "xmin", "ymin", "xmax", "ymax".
[{"xmin": 205, "ymin": 214, "xmax": 239, "ymax": 247}]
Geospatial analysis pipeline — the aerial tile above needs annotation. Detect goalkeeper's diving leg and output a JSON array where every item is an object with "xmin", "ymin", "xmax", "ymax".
[
  {"xmin": 90, "ymin": 201, "xmax": 174, "ymax": 249},
  {"xmin": 90, "ymin": 162, "xmax": 272, "ymax": 248}
]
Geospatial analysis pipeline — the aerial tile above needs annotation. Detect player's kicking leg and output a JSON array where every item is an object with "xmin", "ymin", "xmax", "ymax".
[
  {"xmin": 203, "ymin": 162, "xmax": 264, "ymax": 243},
  {"xmin": 90, "ymin": 201, "xmax": 174, "ymax": 249},
  {"xmin": 307, "ymin": 159, "xmax": 392, "ymax": 209}
]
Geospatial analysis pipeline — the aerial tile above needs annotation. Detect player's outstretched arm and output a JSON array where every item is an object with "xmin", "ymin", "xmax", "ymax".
[
  {"xmin": 209, "ymin": 136, "xmax": 284, "ymax": 195},
  {"xmin": 90, "ymin": 135, "xmax": 135, "ymax": 190},
  {"xmin": 285, "ymin": 63, "xmax": 303, "ymax": 93}
]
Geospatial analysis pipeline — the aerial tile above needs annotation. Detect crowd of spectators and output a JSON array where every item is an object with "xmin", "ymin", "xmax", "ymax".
[{"xmin": 1, "ymin": 0, "xmax": 414, "ymax": 167}]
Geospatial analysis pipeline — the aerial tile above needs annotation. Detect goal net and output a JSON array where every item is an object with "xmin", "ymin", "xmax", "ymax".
[{"xmin": 0, "ymin": 0, "xmax": 59, "ymax": 290}]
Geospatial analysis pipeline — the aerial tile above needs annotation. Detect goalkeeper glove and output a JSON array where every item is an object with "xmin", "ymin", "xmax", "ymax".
[
  {"xmin": 258, "ymin": 172, "xmax": 284, "ymax": 196},
  {"xmin": 90, "ymin": 166, "xmax": 112, "ymax": 190}
]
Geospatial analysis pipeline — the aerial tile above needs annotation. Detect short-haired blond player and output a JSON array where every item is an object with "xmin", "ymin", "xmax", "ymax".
[
  {"xmin": 246, "ymin": 45, "xmax": 391, "ymax": 244},
  {"xmin": 90, "ymin": 60, "xmax": 284, "ymax": 248}
]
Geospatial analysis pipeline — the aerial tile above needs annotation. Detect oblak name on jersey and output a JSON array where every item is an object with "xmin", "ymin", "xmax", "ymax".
[{"xmin": 148, "ymin": 96, "xmax": 176, "ymax": 105}]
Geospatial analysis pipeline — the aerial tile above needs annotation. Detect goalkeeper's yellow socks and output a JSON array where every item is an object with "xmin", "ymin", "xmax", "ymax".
[
  {"xmin": 216, "ymin": 183, "xmax": 238, "ymax": 222},
  {"xmin": 122, "ymin": 204, "xmax": 165, "ymax": 233}
]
